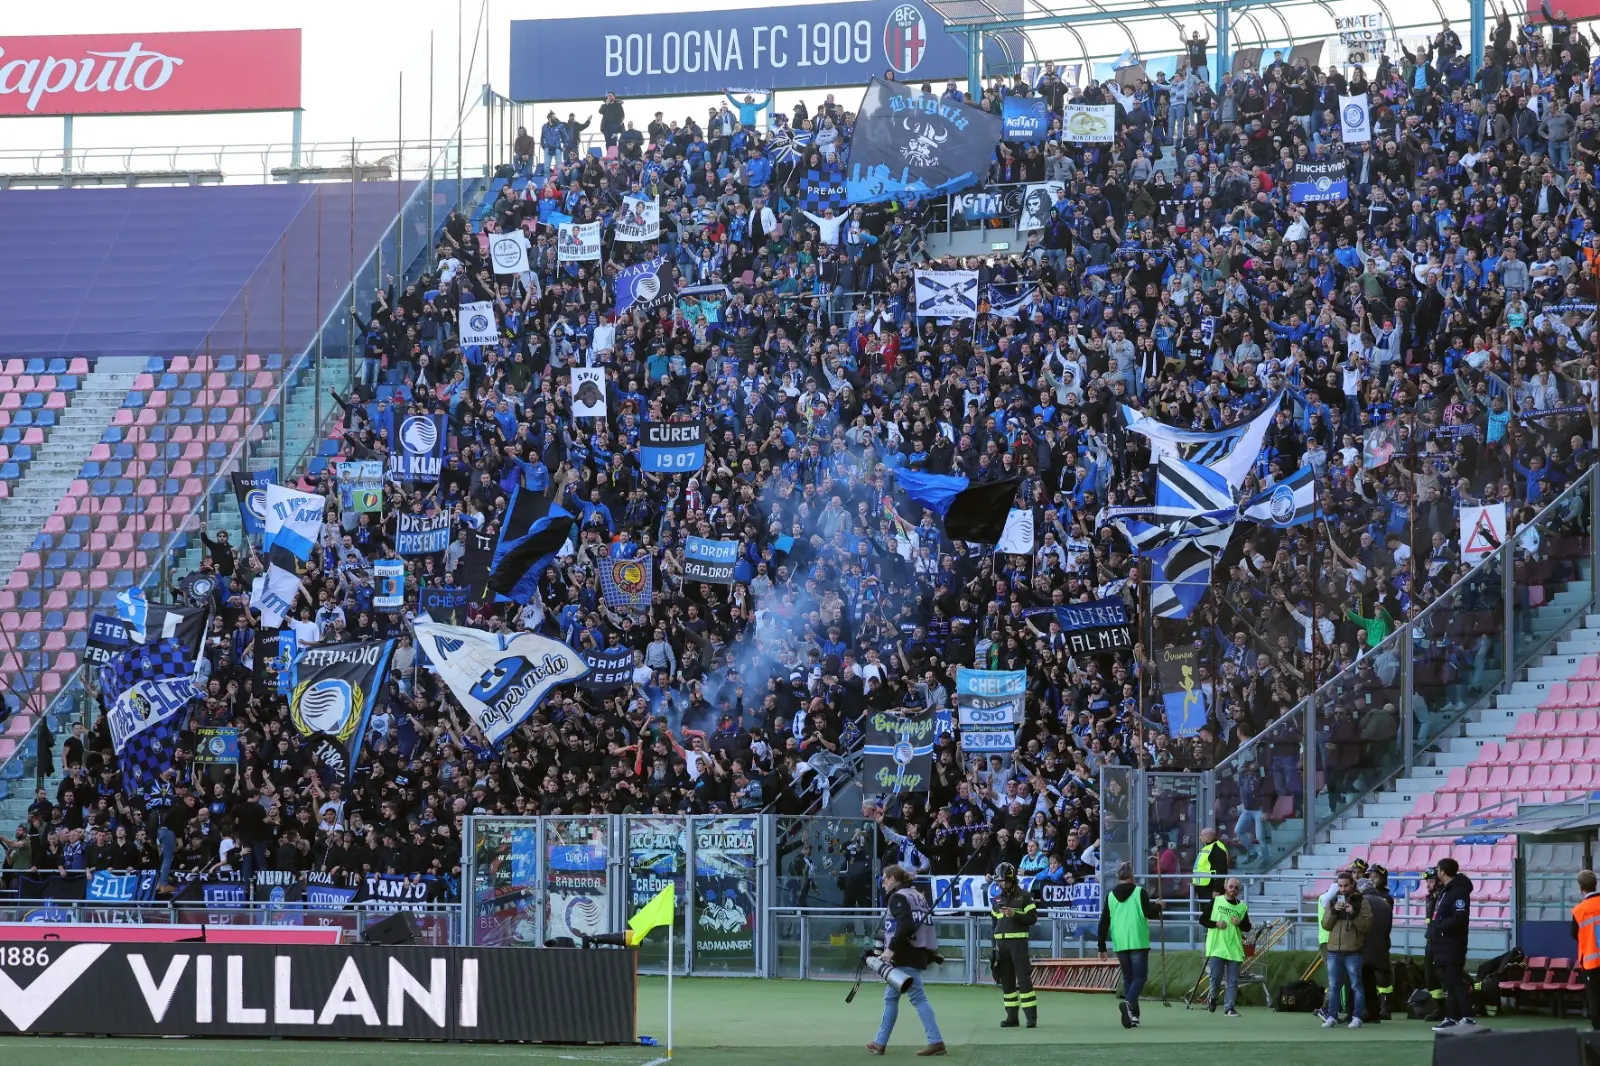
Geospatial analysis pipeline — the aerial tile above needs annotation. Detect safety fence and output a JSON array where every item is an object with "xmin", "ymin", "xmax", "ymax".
[{"xmin": 0, "ymin": 900, "xmax": 462, "ymax": 944}]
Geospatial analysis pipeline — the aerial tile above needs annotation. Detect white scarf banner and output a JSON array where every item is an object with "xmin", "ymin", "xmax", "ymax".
[
  {"xmin": 412, "ymin": 622, "xmax": 589, "ymax": 745},
  {"xmin": 1339, "ymin": 95, "xmax": 1372, "ymax": 143},
  {"xmin": 488, "ymin": 230, "xmax": 530, "ymax": 274},
  {"xmin": 913, "ymin": 270, "xmax": 979, "ymax": 320},
  {"xmin": 459, "ymin": 301, "xmax": 498, "ymax": 347},
  {"xmin": 1063, "ymin": 104, "xmax": 1115, "ymax": 143},
  {"xmin": 250, "ymin": 563, "xmax": 302, "ymax": 629},
  {"xmin": 614, "ymin": 196, "xmax": 661, "ymax": 242},
  {"xmin": 558, "ymin": 221, "xmax": 602, "ymax": 262}
]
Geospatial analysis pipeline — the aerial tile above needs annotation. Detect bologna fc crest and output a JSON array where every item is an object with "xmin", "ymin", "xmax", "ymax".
[{"xmin": 884, "ymin": 4, "xmax": 927, "ymax": 75}]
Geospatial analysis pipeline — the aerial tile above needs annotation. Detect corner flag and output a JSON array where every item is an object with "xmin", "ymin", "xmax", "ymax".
[{"xmin": 627, "ymin": 883, "xmax": 676, "ymax": 946}]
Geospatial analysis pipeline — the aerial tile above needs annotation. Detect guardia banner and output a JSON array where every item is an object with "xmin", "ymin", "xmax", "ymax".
[
  {"xmin": 863, "ymin": 708, "xmax": 936, "ymax": 793},
  {"xmin": 693, "ymin": 816, "xmax": 758, "ymax": 970}
]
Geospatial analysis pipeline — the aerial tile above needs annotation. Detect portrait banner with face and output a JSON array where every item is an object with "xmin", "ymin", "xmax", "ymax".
[{"xmin": 570, "ymin": 366, "xmax": 607, "ymax": 418}]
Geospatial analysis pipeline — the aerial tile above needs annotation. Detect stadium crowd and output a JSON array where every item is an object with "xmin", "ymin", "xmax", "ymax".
[{"xmin": 8, "ymin": 7, "xmax": 1599, "ymax": 894}]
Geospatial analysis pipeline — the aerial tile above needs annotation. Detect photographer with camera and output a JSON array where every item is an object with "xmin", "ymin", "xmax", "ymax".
[
  {"xmin": 865, "ymin": 864, "xmax": 946, "ymax": 1057},
  {"xmin": 1319, "ymin": 870, "xmax": 1373, "ymax": 1029},
  {"xmin": 990, "ymin": 861, "xmax": 1040, "ymax": 1029}
]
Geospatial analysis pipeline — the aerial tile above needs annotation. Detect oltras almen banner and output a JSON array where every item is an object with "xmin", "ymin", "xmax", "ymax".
[
  {"xmin": 0, "ymin": 941, "xmax": 634, "ymax": 1043},
  {"xmin": 288, "ymin": 641, "xmax": 395, "ymax": 782},
  {"xmin": 412, "ymin": 622, "xmax": 588, "ymax": 746}
]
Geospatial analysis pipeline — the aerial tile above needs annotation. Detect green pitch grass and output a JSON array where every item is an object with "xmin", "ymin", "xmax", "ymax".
[{"xmin": 2, "ymin": 976, "xmax": 1580, "ymax": 1066}]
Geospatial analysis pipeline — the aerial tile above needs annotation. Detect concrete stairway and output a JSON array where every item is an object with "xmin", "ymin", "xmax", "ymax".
[
  {"xmin": 0, "ymin": 361, "xmax": 139, "ymax": 582},
  {"xmin": 1254, "ymin": 580, "xmax": 1596, "ymax": 953}
]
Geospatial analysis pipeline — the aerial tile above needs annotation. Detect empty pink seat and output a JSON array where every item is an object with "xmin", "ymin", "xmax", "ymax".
[
  {"xmin": 56, "ymin": 572, "xmax": 82, "ymax": 591},
  {"xmin": 1465, "ymin": 765, "xmax": 1492, "ymax": 791},
  {"xmin": 131, "ymin": 373, "xmax": 155, "ymax": 390},
  {"xmin": 1412, "ymin": 793, "xmax": 1437, "ymax": 818},
  {"xmin": 42, "ymin": 632, "xmax": 65, "ymax": 653},
  {"xmin": 169, "ymin": 355, "xmax": 190, "ymax": 373},
  {"xmin": 1580, "ymin": 709, "xmax": 1600, "ymax": 735},
  {"xmin": 1486, "ymin": 764, "xmax": 1512, "ymax": 789},
  {"xmin": 69, "ymin": 358, "xmax": 88, "ymax": 375},
  {"xmin": 44, "ymin": 393, "xmax": 65, "ymax": 411},
  {"xmin": 1574, "ymin": 764, "xmax": 1599, "ymax": 790}
]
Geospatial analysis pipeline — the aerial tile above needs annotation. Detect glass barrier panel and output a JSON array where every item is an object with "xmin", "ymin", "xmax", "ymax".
[
  {"xmin": 1310, "ymin": 630, "xmax": 1405, "ymax": 828},
  {"xmin": 470, "ymin": 817, "xmax": 539, "ymax": 947},
  {"xmin": 691, "ymin": 815, "xmax": 759, "ymax": 974},
  {"xmin": 1411, "ymin": 549, "xmax": 1507, "ymax": 761},
  {"xmin": 627, "ymin": 816, "xmax": 689, "ymax": 974},
  {"xmin": 543, "ymin": 816, "xmax": 611, "ymax": 944},
  {"xmin": 1214, "ymin": 706, "xmax": 1306, "ymax": 875},
  {"xmin": 1513, "ymin": 476, "xmax": 1593, "ymax": 669}
]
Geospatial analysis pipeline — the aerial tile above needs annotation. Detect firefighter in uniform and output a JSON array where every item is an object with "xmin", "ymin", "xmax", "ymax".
[
  {"xmin": 1570, "ymin": 869, "xmax": 1600, "ymax": 1029},
  {"xmin": 1417, "ymin": 867, "xmax": 1447, "ymax": 1021},
  {"xmin": 990, "ymin": 862, "xmax": 1039, "ymax": 1028}
]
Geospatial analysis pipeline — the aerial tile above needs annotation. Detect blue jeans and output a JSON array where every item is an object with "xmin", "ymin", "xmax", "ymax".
[
  {"xmin": 1327, "ymin": 950, "xmax": 1365, "ymax": 1019},
  {"xmin": 157, "ymin": 827, "xmax": 177, "ymax": 887},
  {"xmin": 875, "ymin": 966, "xmax": 942, "ymax": 1047},
  {"xmin": 1549, "ymin": 138, "xmax": 1570, "ymax": 174},
  {"xmin": 1208, "ymin": 956, "xmax": 1240, "ymax": 1010},
  {"xmin": 1118, "ymin": 949, "xmax": 1149, "ymax": 1012}
]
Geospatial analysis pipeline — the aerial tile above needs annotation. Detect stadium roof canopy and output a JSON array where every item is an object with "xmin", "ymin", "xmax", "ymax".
[{"xmin": 925, "ymin": 0, "xmax": 1482, "ymax": 95}]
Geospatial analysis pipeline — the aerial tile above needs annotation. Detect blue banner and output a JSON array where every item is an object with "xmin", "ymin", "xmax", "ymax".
[
  {"xmin": 384, "ymin": 411, "xmax": 446, "ymax": 483},
  {"xmin": 232, "ymin": 470, "xmax": 276, "ymax": 539},
  {"xmin": 275, "ymin": 629, "xmax": 298, "ymax": 697},
  {"xmin": 87, "ymin": 870, "xmax": 160, "ymax": 903},
  {"xmin": 846, "ymin": 77, "xmax": 1002, "ymax": 205},
  {"xmin": 684, "ymin": 536, "xmax": 738, "ymax": 584},
  {"xmin": 1001, "ymin": 95, "xmax": 1048, "ymax": 142},
  {"xmin": 195, "ymin": 726, "xmax": 240, "ymax": 765},
  {"xmin": 418, "ymin": 585, "xmax": 469, "ymax": 624},
  {"xmin": 640, "ymin": 421, "xmax": 706, "ymax": 472},
  {"xmin": 1289, "ymin": 160, "xmax": 1348, "ymax": 203},
  {"xmin": 509, "ymin": 1, "xmax": 971, "ymax": 102},
  {"xmin": 397, "ymin": 513, "xmax": 452, "ymax": 556}
]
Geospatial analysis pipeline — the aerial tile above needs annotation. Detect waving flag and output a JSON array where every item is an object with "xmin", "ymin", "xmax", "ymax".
[
  {"xmin": 1122, "ymin": 392, "xmax": 1284, "ymax": 494},
  {"xmin": 766, "ymin": 126, "xmax": 813, "ymax": 166},
  {"xmin": 895, "ymin": 469, "xmax": 1021, "ymax": 545},
  {"xmin": 615, "ymin": 256, "xmax": 671, "ymax": 315},
  {"xmin": 986, "ymin": 285, "xmax": 1037, "ymax": 320},
  {"xmin": 1153, "ymin": 455, "xmax": 1236, "ymax": 520},
  {"xmin": 115, "ymin": 587, "xmax": 149, "ymax": 644},
  {"xmin": 1242, "ymin": 466, "xmax": 1321, "ymax": 528},
  {"xmin": 1147, "ymin": 526, "xmax": 1232, "ymax": 619}
]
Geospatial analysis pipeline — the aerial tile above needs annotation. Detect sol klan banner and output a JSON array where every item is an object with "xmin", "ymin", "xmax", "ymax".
[
  {"xmin": 544, "ymin": 819, "xmax": 610, "ymax": 942},
  {"xmin": 693, "ymin": 816, "xmax": 757, "ymax": 967}
]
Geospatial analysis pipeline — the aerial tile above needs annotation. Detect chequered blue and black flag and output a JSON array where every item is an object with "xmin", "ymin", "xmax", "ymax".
[
  {"xmin": 100, "ymin": 639, "xmax": 196, "ymax": 798},
  {"xmin": 796, "ymin": 161, "xmax": 848, "ymax": 216}
]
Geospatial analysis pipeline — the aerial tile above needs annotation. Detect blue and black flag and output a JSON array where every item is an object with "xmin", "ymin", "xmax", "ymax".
[
  {"xmin": 101, "ymin": 638, "xmax": 197, "ymax": 797},
  {"xmin": 845, "ymin": 77, "xmax": 1002, "ymax": 204},
  {"xmin": 893, "ymin": 469, "xmax": 1021, "ymax": 546},
  {"xmin": 489, "ymin": 486, "xmax": 575, "ymax": 604}
]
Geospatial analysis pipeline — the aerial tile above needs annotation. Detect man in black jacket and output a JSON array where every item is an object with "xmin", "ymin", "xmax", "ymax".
[
  {"xmin": 867, "ymin": 864, "xmax": 946, "ymax": 1056},
  {"xmin": 1428, "ymin": 857, "xmax": 1476, "ymax": 1032},
  {"xmin": 1360, "ymin": 867, "xmax": 1394, "ymax": 1022}
]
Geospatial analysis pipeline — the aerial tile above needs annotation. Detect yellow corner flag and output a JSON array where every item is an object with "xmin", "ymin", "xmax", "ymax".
[{"xmin": 625, "ymin": 883, "xmax": 675, "ymax": 947}]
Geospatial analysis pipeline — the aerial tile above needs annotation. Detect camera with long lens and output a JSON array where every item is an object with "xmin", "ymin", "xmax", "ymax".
[{"xmin": 862, "ymin": 951, "xmax": 916, "ymax": 993}]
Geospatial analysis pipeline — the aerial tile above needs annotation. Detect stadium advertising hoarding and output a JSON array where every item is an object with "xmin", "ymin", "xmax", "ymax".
[
  {"xmin": 509, "ymin": 1, "xmax": 969, "ymax": 101},
  {"xmin": 0, "ymin": 30, "xmax": 302, "ymax": 117},
  {"xmin": 0, "ymin": 941, "xmax": 634, "ymax": 1042}
]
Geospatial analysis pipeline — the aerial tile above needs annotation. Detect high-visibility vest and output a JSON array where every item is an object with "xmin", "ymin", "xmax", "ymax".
[
  {"xmin": 1575, "ymin": 892, "xmax": 1600, "ymax": 971},
  {"xmin": 1108, "ymin": 888, "xmax": 1152, "ymax": 951},
  {"xmin": 1195, "ymin": 840, "xmax": 1226, "ymax": 891},
  {"xmin": 1205, "ymin": 896, "xmax": 1248, "ymax": 962}
]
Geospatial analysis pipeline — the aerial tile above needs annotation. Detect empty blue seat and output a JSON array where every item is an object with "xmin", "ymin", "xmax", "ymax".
[
  {"xmin": 206, "ymin": 441, "xmax": 228, "ymax": 459},
  {"xmin": 35, "ymin": 411, "xmax": 56, "ymax": 428},
  {"xmin": 58, "ymin": 375, "xmax": 78, "ymax": 391},
  {"xmin": 162, "ymin": 443, "xmax": 181, "ymax": 461},
  {"xmin": 69, "ymin": 590, "xmax": 90, "ymax": 610},
  {"xmin": 110, "ymin": 570, "xmax": 133, "ymax": 587},
  {"xmin": 68, "ymin": 551, "xmax": 92, "ymax": 570},
  {"xmin": 58, "ymin": 533, "xmax": 80, "ymax": 551},
  {"xmin": 19, "ymin": 632, "xmax": 40, "ymax": 652},
  {"xmin": 99, "ymin": 460, "xmax": 122, "ymax": 479},
  {"xmin": 143, "ymin": 357, "xmax": 163, "ymax": 373},
  {"xmin": 12, "ymin": 446, "xmax": 32, "ymax": 465},
  {"xmin": 43, "ymin": 552, "xmax": 66, "ymax": 570},
  {"xmin": 207, "ymin": 409, "xmax": 227, "ymax": 425},
  {"xmin": 0, "ymin": 429, "xmax": 19, "ymax": 446},
  {"xmin": 32, "ymin": 572, "xmax": 55, "ymax": 591},
  {"xmin": 216, "ymin": 354, "xmax": 238, "ymax": 372},
  {"xmin": 172, "ymin": 390, "xmax": 193, "ymax": 409},
  {"xmin": 125, "ymin": 391, "xmax": 145, "ymax": 408},
  {"xmin": 29, "ymin": 534, "xmax": 52, "ymax": 552},
  {"xmin": 68, "ymin": 516, "xmax": 90, "ymax": 534},
  {"xmin": 158, "ymin": 373, "xmax": 179, "ymax": 391},
  {"xmin": 147, "ymin": 426, "xmax": 167, "ymax": 443},
  {"xmin": 90, "ymin": 478, "xmax": 111, "ymax": 496},
  {"xmin": 112, "ymin": 443, "xmax": 134, "ymax": 461},
  {"xmin": 18, "ymin": 590, "xmax": 40, "ymax": 610},
  {"xmin": 77, "ymin": 461, "xmax": 99, "ymax": 479},
  {"xmin": 22, "ymin": 393, "xmax": 42, "ymax": 410},
  {"xmin": 112, "ymin": 479, "xmax": 134, "ymax": 497},
  {"xmin": 0, "ymin": 463, "xmax": 20, "ymax": 481},
  {"xmin": 181, "ymin": 373, "xmax": 202, "ymax": 391},
  {"xmin": 162, "ymin": 409, "xmax": 181, "ymax": 426},
  {"xmin": 229, "ymin": 371, "xmax": 249, "ymax": 389},
  {"xmin": 43, "ymin": 611, "xmax": 64, "ymax": 631},
  {"xmin": 245, "ymin": 389, "xmax": 263, "ymax": 406},
  {"xmin": 45, "ymin": 358, "xmax": 66, "ymax": 375},
  {"xmin": 147, "ymin": 460, "xmax": 168, "ymax": 479},
  {"xmin": 12, "ymin": 412, "xmax": 33, "ymax": 428},
  {"xmin": 318, "ymin": 439, "xmax": 340, "ymax": 457},
  {"xmin": 182, "ymin": 408, "xmax": 202, "ymax": 426},
  {"xmin": 96, "ymin": 589, "xmax": 118, "ymax": 608},
  {"xmin": 308, "ymin": 456, "xmax": 329, "ymax": 476},
  {"xmin": 100, "ymin": 427, "xmax": 122, "ymax": 444},
  {"xmin": 138, "ymin": 532, "xmax": 162, "ymax": 552},
  {"xmin": 69, "ymin": 631, "xmax": 88, "ymax": 650},
  {"xmin": 24, "ymin": 358, "xmax": 44, "ymax": 375}
]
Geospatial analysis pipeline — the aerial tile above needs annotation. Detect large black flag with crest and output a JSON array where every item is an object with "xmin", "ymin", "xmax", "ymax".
[{"xmin": 844, "ymin": 77, "xmax": 1002, "ymax": 205}]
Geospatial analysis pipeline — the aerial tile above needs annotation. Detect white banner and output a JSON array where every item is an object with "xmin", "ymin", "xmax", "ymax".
[
  {"xmin": 374, "ymin": 559, "xmax": 405, "ymax": 610},
  {"xmin": 249, "ymin": 563, "xmax": 302, "ymax": 629},
  {"xmin": 1017, "ymin": 181, "xmax": 1064, "ymax": 232},
  {"xmin": 570, "ymin": 366, "xmax": 607, "ymax": 418},
  {"xmin": 1459, "ymin": 503, "xmax": 1507, "ymax": 561},
  {"xmin": 614, "ymin": 196, "xmax": 660, "ymax": 242},
  {"xmin": 558, "ymin": 221, "xmax": 602, "ymax": 261},
  {"xmin": 995, "ymin": 509, "xmax": 1035, "ymax": 554},
  {"xmin": 412, "ymin": 622, "xmax": 589, "ymax": 745},
  {"xmin": 108, "ymin": 676, "xmax": 197, "ymax": 754},
  {"xmin": 1062, "ymin": 104, "xmax": 1115, "ymax": 143},
  {"xmin": 488, "ymin": 230, "xmax": 530, "ymax": 274},
  {"xmin": 459, "ymin": 301, "xmax": 498, "ymax": 347},
  {"xmin": 912, "ymin": 269, "xmax": 979, "ymax": 321},
  {"xmin": 1339, "ymin": 94, "xmax": 1371, "ymax": 144}
]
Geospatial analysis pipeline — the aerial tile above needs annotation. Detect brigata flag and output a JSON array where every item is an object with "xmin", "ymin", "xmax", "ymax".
[
  {"xmin": 263, "ymin": 484, "xmax": 325, "ymax": 560},
  {"xmin": 863, "ymin": 709, "xmax": 937, "ymax": 793},
  {"xmin": 412, "ymin": 622, "xmax": 588, "ymax": 746},
  {"xmin": 384, "ymin": 410, "xmax": 446, "ymax": 484},
  {"xmin": 1289, "ymin": 159, "xmax": 1348, "ymax": 203},
  {"xmin": 640, "ymin": 420, "xmax": 706, "ymax": 472},
  {"xmin": 684, "ymin": 537, "xmax": 738, "ymax": 584},
  {"xmin": 288, "ymin": 640, "xmax": 396, "ymax": 782},
  {"xmin": 1053, "ymin": 597, "xmax": 1134, "ymax": 656},
  {"xmin": 232, "ymin": 470, "xmax": 276, "ymax": 539},
  {"xmin": 894, "ymin": 468, "xmax": 1021, "ymax": 545},
  {"xmin": 845, "ymin": 77, "xmax": 1002, "ymax": 204}
]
